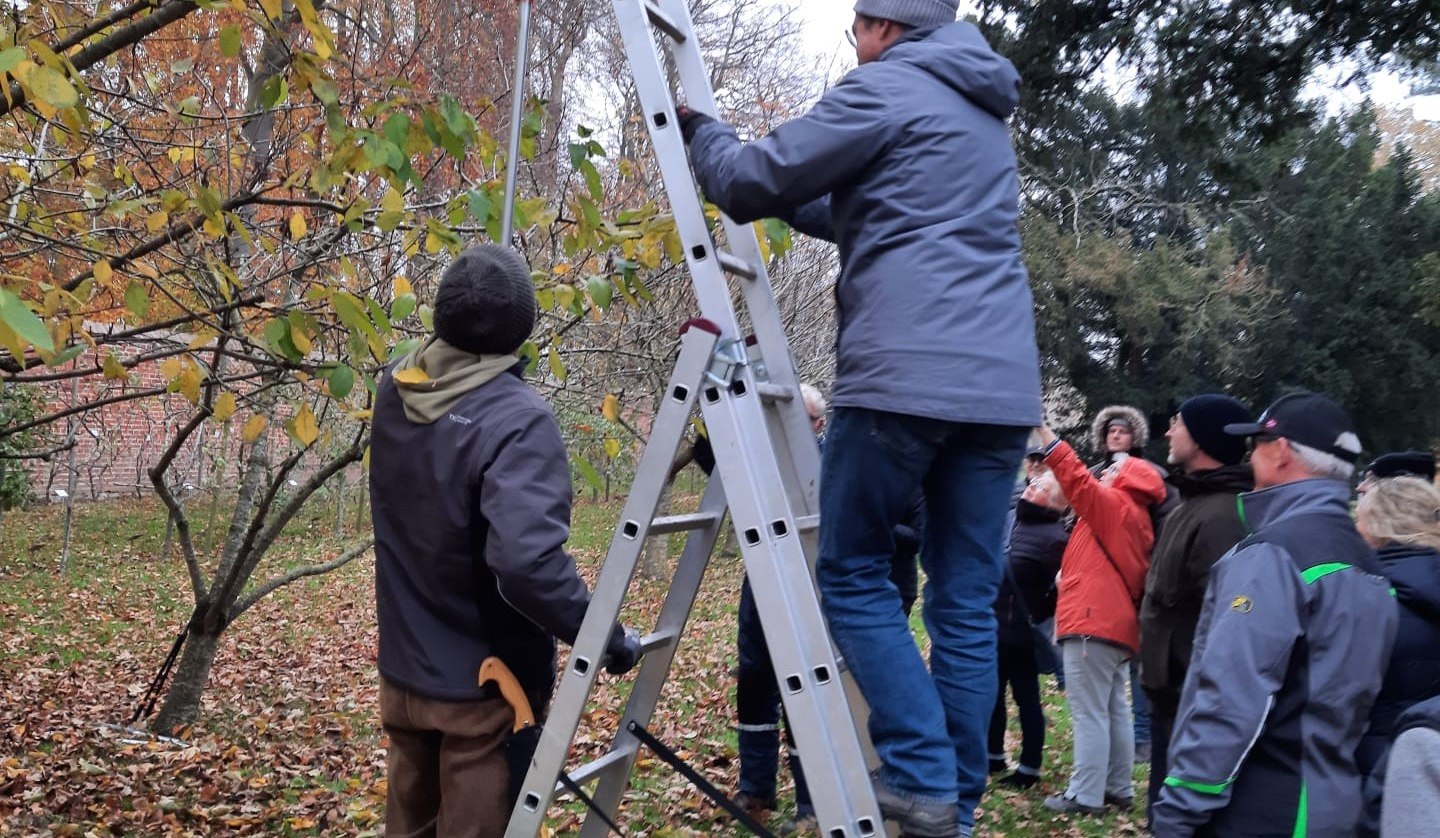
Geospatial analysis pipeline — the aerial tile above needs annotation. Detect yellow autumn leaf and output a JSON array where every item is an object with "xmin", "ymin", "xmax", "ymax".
[
  {"xmin": 392, "ymin": 367, "xmax": 430, "ymax": 384},
  {"xmin": 212, "ymin": 392, "xmax": 237, "ymax": 422},
  {"xmin": 0, "ymin": 322, "xmax": 23, "ymax": 365},
  {"xmin": 146, "ymin": 210, "xmax": 168, "ymax": 232},
  {"xmin": 187, "ymin": 329, "xmax": 215, "ymax": 350},
  {"xmin": 241, "ymin": 414, "xmax": 267, "ymax": 442},
  {"xmin": 178, "ymin": 366, "xmax": 202, "ymax": 404},
  {"xmin": 289, "ymin": 403, "xmax": 319, "ymax": 447},
  {"xmin": 93, "ymin": 260, "xmax": 112, "ymax": 283},
  {"xmin": 289, "ymin": 212, "xmax": 307, "ymax": 239},
  {"xmin": 160, "ymin": 357, "xmax": 182, "ymax": 381},
  {"xmin": 101, "ymin": 352, "xmax": 126, "ymax": 380},
  {"xmin": 604, "ymin": 438, "xmax": 620, "ymax": 458},
  {"xmin": 290, "ymin": 320, "xmax": 313, "ymax": 355},
  {"xmin": 258, "ymin": 0, "xmax": 281, "ymax": 19},
  {"xmin": 601, "ymin": 393, "xmax": 620, "ymax": 422},
  {"xmin": 393, "ymin": 276, "xmax": 412, "ymax": 297},
  {"xmin": 26, "ymin": 65, "xmax": 77, "ymax": 109},
  {"xmin": 553, "ymin": 262, "xmax": 571, "ymax": 276}
]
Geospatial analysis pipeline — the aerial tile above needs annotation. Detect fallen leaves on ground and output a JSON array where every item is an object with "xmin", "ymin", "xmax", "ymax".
[{"xmin": 0, "ymin": 495, "xmax": 1144, "ymax": 837}]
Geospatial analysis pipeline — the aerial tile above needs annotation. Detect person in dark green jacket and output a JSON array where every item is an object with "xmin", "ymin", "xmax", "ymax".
[{"xmin": 1138, "ymin": 394, "xmax": 1255, "ymax": 822}]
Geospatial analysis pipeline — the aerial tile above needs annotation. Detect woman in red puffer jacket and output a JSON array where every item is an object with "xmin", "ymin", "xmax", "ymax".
[{"xmin": 1033, "ymin": 424, "xmax": 1165, "ymax": 815}]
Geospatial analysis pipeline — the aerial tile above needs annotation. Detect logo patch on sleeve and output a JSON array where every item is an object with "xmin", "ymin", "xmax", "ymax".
[{"xmin": 1229, "ymin": 595, "xmax": 1253, "ymax": 613}]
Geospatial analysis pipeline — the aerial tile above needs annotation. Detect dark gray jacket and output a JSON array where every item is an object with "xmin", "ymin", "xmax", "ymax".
[
  {"xmin": 686, "ymin": 22, "xmax": 1042, "ymax": 427},
  {"xmin": 1154, "ymin": 478, "xmax": 1397, "ymax": 838},
  {"xmin": 371, "ymin": 364, "xmax": 621, "ymax": 705}
]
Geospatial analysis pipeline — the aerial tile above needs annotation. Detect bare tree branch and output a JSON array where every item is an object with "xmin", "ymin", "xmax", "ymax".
[
  {"xmin": 148, "ymin": 409, "xmax": 210, "ymax": 601},
  {"xmin": 229, "ymin": 537, "xmax": 374, "ymax": 619}
]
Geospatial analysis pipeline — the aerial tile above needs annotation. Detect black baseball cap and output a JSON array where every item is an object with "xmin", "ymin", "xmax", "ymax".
[
  {"xmin": 1366, "ymin": 451, "xmax": 1436, "ymax": 481},
  {"xmin": 1223, "ymin": 391, "xmax": 1363, "ymax": 462}
]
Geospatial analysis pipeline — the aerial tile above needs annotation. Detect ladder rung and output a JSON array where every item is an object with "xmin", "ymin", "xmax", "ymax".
[
  {"xmin": 643, "ymin": 1, "xmax": 687, "ymax": 43},
  {"xmin": 649, "ymin": 511, "xmax": 720, "ymax": 535},
  {"xmin": 639, "ymin": 629, "xmax": 678, "ymax": 653},
  {"xmin": 756, "ymin": 382, "xmax": 793, "ymax": 403},
  {"xmin": 795, "ymin": 515, "xmax": 819, "ymax": 533},
  {"xmin": 559, "ymin": 745, "xmax": 637, "ymax": 790},
  {"xmin": 717, "ymin": 250, "xmax": 757, "ymax": 280}
]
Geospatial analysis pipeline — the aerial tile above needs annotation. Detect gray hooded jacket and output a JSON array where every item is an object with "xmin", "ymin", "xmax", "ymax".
[
  {"xmin": 686, "ymin": 22, "xmax": 1041, "ymax": 426},
  {"xmin": 1154, "ymin": 478, "xmax": 1398, "ymax": 837}
]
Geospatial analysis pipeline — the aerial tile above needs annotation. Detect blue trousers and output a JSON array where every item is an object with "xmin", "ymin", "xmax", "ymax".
[{"xmin": 816, "ymin": 407, "xmax": 1027, "ymax": 829}]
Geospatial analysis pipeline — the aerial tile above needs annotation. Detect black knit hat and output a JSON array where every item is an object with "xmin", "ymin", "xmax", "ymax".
[
  {"xmin": 432, "ymin": 245, "xmax": 537, "ymax": 355},
  {"xmin": 1366, "ymin": 451, "xmax": 1436, "ymax": 482},
  {"xmin": 1178, "ymin": 394, "xmax": 1253, "ymax": 466}
]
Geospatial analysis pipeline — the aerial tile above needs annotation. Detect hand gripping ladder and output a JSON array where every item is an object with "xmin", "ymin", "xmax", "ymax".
[{"xmin": 502, "ymin": 0, "xmax": 882, "ymax": 836}]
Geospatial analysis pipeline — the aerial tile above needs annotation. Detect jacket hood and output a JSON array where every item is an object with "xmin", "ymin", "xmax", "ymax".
[
  {"xmin": 884, "ymin": 22, "xmax": 1020, "ymax": 120},
  {"xmin": 1236, "ymin": 478, "xmax": 1351, "ymax": 534},
  {"xmin": 1378, "ymin": 544, "xmax": 1440, "ymax": 623},
  {"xmin": 1090, "ymin": 404, "xmax": 1150, "ymax": 453},
  {"xmin": 392, "ymin": 336, "xmax": 520, "ymax": 424},
  {"xmin": 1398, "ymin": 692, "xmax": 1440, "ymax": 735},
  {"xmin": 1169, "ymin": 464, "xmax": 1255, "ymax": 499},
  {"xmin": 1113, "ymin": 455, "xmax": 1167, "ymax": 506}
]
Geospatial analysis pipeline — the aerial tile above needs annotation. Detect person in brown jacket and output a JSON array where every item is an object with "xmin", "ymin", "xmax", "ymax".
[{"xmin": 1032, "ymin": 424, "xmax": 1165, "ymax": 815}]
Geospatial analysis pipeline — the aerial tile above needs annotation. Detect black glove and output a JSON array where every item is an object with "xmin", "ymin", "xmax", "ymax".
[
  {"xmin": 605, "ymin": 625, "xmax": 643, "ymax": 675},
  {"xmin": 676, "ymin": 105, "xmax": 714, "ymax": 144}
]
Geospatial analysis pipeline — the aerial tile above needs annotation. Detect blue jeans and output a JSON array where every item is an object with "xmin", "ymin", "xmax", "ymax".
[
  {"xmin": 1131, "ymin": 659, "xmax": 1151, "ymax": 746},
  {"xmin": 817, "ymin": 407, "xmax": 1027, "ymax": 826}
]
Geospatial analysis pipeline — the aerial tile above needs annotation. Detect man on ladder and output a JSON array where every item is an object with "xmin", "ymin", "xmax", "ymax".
[{"xmin": 677, "ymin": 2, "xmax": 1043, "ymax": 835}]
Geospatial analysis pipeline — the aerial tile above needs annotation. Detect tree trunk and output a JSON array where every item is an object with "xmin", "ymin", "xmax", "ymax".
[
  {"xmin": 150, "ymin": 627, "xmax": 223, "ymax": 734},
  {"xmin": 640, "ymin": 484, "xmax": 672, "ymax": 579}
]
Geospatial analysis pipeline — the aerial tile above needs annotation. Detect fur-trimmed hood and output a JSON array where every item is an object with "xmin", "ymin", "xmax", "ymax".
[{"xmin": 1090, "ymin": 405, "xmax": 1150, "ymax": 453}]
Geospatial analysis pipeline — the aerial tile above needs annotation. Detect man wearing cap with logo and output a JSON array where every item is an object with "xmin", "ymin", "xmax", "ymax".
[
  {"xmin": 1153, "ymin": 391, "xmax": 1398, "ymax": 838},
  {"xmin": 675, "ymin": 2, "xmax": 1042, "ymax": 836}
]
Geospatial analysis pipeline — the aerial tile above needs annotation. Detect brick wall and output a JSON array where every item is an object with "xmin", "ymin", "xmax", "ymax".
[{"xmin": 27, "ymin": 332, "xmax": 354, "ymax": 503}]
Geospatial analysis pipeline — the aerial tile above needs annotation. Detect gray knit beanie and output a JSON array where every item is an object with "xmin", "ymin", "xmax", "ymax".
[
  {"xmin": 854, "ymin": 0, "xmax": 958, "ymax": 28},
  {"xmin": 432, "ymin": 244, "xmax": 537, "ymax": 355}
]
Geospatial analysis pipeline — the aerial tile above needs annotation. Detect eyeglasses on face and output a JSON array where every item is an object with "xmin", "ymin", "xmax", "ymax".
[{"xmin": 845, "ymin": 27, "xmax": 857, "ymax": 48}]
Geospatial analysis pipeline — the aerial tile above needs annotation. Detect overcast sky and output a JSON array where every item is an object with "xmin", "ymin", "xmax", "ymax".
[{"xmin": 781, "ymin": 1, "xmax": 1440, "ymax": 121}]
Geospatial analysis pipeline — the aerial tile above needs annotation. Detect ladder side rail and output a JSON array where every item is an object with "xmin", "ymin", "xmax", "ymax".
[
  {"xmin": 576, "ymin": 475, "xmax": 728, "ymax": 838},
  {"xmin": 651, "ymin": 0, "xmax": 821, "ymax": 516},
  {"xmin": 696, "ymin": 380, "xmax": 881, "ymax": 837},
  {"xmin": 612, "ymin": 0, "xmax": 748, "ymax": 338},
  {"xmin": 505, "ymin": 328, "xmax": 719, "ymax": 837}
]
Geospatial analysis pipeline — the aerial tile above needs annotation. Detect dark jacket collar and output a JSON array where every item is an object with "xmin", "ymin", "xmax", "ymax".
[
  {"xmin": 1237, "ymin": 478, "xmax": 1352, "ymax": 533},
  {"xmin": 1169, "ymin": 464, "xmax": 1254, "ymax": 499},
  {"xmin": 1015, "ymin": 498, "xmax": 1064, "ymax": 525}
]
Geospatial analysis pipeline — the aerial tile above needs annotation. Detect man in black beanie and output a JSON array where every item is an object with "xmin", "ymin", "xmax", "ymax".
[
  {"xmin": 1138, "ymin": 394, "xmax": 1255, "ymax": 823},
  {"xmin": 370, "ymin": 244, "xmax": 641, "ymax": 838}
]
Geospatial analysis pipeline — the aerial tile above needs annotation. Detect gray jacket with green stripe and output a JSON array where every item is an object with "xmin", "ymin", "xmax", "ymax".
[{"xmin": 1153, "ymin": 478, "xmax": 1397, "ymax": 837}]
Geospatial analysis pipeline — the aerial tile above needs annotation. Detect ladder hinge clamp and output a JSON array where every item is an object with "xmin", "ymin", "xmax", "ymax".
[{"xmin": 704, "ymin": 338, "xmax": 748, "ymax": 388}]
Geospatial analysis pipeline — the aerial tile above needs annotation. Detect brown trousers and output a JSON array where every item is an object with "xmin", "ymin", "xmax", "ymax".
[{"xmin": 380, "ymin": 678, "xmax": 513, "ymax": 838}]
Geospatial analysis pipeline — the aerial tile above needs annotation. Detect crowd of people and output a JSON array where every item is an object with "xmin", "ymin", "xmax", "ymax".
[
  {"xmin": 359, "ymin": 0, "xmax": 1440, "ymax": 836},
  {"xmin": 978, "ymin": 394, "xmax": 1440, "ymax": 838}
]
